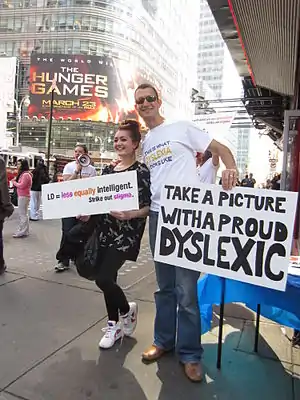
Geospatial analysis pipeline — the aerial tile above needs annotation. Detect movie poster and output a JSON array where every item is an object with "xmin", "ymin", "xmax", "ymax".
[{"xmin": 28, "ymin": 53, "xmax": 161, "ymax": 122}]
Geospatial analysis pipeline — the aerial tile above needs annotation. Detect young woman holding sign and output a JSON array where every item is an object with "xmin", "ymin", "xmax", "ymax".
[{"xmin": 74, "ymin": 120, "xmax": 151, "ymax": 349}]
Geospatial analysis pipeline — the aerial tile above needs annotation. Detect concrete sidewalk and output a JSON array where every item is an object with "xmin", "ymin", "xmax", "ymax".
[{"xmin": 0, "ymin": 216, "xmax": 299, "ymax": 399}]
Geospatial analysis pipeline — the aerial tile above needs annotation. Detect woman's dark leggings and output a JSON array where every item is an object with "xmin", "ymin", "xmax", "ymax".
[{"xmin": 95, "ymin": 248, "xmax": 130, "ymax": 322}]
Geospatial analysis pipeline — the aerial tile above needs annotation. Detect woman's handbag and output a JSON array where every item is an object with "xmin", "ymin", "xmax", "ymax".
[
  {"xmin": 75, "ymin": 229, "xmax": 101, "ymax": 281},
  {"xmin": 59, "ymin": 215, "xmax": 101, "ymax": 281}
]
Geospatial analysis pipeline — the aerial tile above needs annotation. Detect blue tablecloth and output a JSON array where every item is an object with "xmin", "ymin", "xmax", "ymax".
[{"xmin": 198, "ymin": 274, "xmax": 300, "ymax": 334}]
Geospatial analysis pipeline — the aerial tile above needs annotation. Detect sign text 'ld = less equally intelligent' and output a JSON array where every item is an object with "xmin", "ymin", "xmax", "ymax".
[{"xmin": 42, "ymin": 171, "xmax": 139, "ymax": 219}]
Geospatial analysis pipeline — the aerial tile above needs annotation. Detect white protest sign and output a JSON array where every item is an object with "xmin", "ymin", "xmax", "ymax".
[
  {"xmin": 154, "ymin": 183, "xmax": 298, "ymax": 291},
  {"xmin": 42, "ymin": 170, "xmax": 139, "ymax": 219}
]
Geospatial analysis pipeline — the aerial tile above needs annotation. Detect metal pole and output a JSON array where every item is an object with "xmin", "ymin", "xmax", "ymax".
[
  {"xmin": 99, "ymin": 138, "xmax": 103, "ymax": 174},
  {"xmin": 254, "ymin": 304, "xmax": 261, "ymax": 353},
  {"xmin": 16, "ymin": 109, "xmax": 20, "ymax": 147},
  {"xmin": 100, "ymin": 145, "xmax": 104, "ymax": 174},
  {"xmin": 217, "ymin": 278, "xmax": 226, "ymax": 369},
  {"xmin": 46, "ymin": 88, "xmax": 55, "ymax": 175}
]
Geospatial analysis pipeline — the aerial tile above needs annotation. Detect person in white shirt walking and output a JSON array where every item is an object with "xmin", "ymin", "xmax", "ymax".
[
  {"xmin": 196, "ymin": 150, "xmax": 219, "ymax": 184},
  {"xmin": 134, "ymin": 83, "xmax": 237, "ymax": 383},
  {"xmin": 55, "ymin": 143, "xmax": 97, "ymax": 272}
]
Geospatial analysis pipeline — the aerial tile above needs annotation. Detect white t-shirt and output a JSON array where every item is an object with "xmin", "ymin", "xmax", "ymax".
[
  {"xmin": 63, "ymin": 160, "xmax": 97, "ymax": 178},
  {"xmin": 142, "ymin": 120, "xmax": 213, "ymax": 211},
  {"xmin": 197, "ymin": 158, "xmax": 219, "ymax": 184}
]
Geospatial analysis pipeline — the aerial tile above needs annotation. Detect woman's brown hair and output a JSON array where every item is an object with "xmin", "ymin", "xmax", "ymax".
[{"xmin": 118, "ymin": 119, "xmax": 141, "ymax": 149}]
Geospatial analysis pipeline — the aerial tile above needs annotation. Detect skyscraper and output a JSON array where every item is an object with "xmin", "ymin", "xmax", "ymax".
[
  {"xmin": 197, "ymin": 0, "xmax": 225, "ymax": 98},
  {"xmin": 197, "ymin": 0, "xmax": 251, "ymax": 175},
  {"xmin": 0, "ymin": 0, "xmax": 199, "ymax": 152}
]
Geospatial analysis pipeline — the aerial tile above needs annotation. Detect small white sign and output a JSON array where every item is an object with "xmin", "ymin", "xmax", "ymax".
[
  {"xmin": 288, "ymin": 256, "xmax": 300, "ymax": 276},
  {"xmin": 154, "ymin": 183, "xmax": 298, "ymax": 291},
  {"xmin": 42, "ymin": 170, "xmax": 139, "ymax": 219}
]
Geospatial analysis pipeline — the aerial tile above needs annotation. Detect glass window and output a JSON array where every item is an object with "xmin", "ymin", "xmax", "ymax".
[
  {"xmin": 14, "ymin": 17, "xmax": 22, "ymax": 32},
  {"xmin": 66, "ymin": 14, "xmax": 74, "ymax": 30},
  {"xmin": 105, "ymin": 18, "xmax": 113, "ymax": 33},
  {"xmin": 53, "ymin": 40, "xmax": 65, "ymax": 53},
  {"xmin": 5, "ymin": 41, "xmax": 13, "ymax": 55},
  {"xmin": 90, "ymin": 16, "xmax": 97, "ymax": 31},
  {"xmin": 80, "ymin": 40, "xmax": 89, "ymax": 53},
  {"xmin": 81, "ymin": 15, "xmax": 90, "ymax": 31},
  {"xmin": 65, "ymin": 40, "xmax": 73, "ymax": 53},
  {"xmin": 73, "ymin": 39, "xmax": 80, "ymax": 53},
  {"xmin": 75, "ymin": 0, "xmax": 92, "ymax": 5},
  {"xmin": 0, "ymin": 18, "xmax": 7, "ymax": 32},
  {"xmin": 96, "ymin": 42, "xmax": 104, "ymax": 53}
]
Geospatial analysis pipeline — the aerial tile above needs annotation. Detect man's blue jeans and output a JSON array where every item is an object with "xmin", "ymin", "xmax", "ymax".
[{"xmin": 149, "ymin": 211, "xmax": 203, "ymax": 363}]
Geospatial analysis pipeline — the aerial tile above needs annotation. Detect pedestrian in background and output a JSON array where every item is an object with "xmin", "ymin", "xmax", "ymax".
[
  {"xmin": 30, "ymin": 159, "xmax": 50, "ymax": 221},
  {"xmin": 196, "ymin": 150, "xmax": 219, "ymax": 183},
  {"xmin": 271, "ymin": 173, "xmax": 281, "ymax": 190},
  {"xmin": 12, "ymin": 159, "xmax": 32, "ymax": 238},
  {"xmin": 0, "ymin": 156, "xmax": 14, "ymax": 274}
]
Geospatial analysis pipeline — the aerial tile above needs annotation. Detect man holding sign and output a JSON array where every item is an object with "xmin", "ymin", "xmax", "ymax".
[
  {"xmin": 55, "ymin": 143, "xmax": 97, "ymax": 272},
  {"xmin": 135, "ymin": 83, "xmax": 237, "ymax": 382}
]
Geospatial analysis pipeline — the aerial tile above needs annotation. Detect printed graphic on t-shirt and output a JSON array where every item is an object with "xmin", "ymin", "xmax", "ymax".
[{"xmin": 144, "ymin": 141, "xmax": 173, "ymax": 170}]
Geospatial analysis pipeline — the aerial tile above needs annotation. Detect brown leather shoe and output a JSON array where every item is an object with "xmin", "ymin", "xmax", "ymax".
[
  {"xmin": 183, "ymin": 362, "xmax": 203, "ymax": 382},
  {"xmin": 142, "ymin": 345, "xmax": 166, "ymax": 362}
]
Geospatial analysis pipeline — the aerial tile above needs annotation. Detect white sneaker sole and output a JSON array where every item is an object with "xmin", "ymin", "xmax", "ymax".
[
  {"xmin": 55, "ymin": 265, "xmax": 70, "ymax": 272},
  {"xmin": 99, "ymin": 334, "xmax": 122, "ymax": 349}
]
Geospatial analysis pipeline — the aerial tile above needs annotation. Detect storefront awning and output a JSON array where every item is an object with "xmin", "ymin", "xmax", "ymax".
[{"xmin": 207, "ymin": 0, "xmax": 300, "ymax": 96}]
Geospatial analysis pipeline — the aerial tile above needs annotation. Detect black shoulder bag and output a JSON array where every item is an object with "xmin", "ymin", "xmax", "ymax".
[{"xmin": 75, "ymin": 229, "xmax": 101, "ymax": 281}]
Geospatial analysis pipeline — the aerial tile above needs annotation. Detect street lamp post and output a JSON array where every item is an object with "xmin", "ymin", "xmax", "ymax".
[
  {"xmin": 95, "ymin": 136, "xmax": 112, "ymax": 173},
  {"xmin": 14, "ymin": 95, "xmax": 30, "ymax": 147}
]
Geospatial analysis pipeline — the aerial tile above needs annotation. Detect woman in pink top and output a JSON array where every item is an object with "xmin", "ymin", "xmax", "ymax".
[{"xmin": 12, "ymin": 159, "xmax": 32, "ymax": 238}]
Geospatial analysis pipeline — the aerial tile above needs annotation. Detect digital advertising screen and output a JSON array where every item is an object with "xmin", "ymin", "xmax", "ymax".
[{"xmin": 28, "ymin": 53, "xmax": 161, "ymax": 123}]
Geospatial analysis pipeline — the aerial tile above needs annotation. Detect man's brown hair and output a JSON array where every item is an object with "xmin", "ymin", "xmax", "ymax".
[{"xmin": 135, "ymin": 83, "xmax": 159, "ymax": 100}]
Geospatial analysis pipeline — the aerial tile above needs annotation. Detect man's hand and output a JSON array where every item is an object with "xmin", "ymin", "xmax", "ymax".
[
  {"xmin": 110, "ymin": 210, "xmax": 136, "ymax": 220},
  {"xmin": 75, "ymin": 162, "xmax": 82, "ymax": 173},
  {"xmin": 76, "ymin": 215, "xmax": 90, "ymax": 222},
  {"xmin": 208, "ymin": 140, "xmax": 237, "ymax": 190},
  {"xmin": 221, "ymin": 169, "xmax": 237, "ymax": 190}
]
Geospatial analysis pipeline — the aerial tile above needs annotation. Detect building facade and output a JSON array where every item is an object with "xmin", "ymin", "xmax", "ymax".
[
  {"xmin": 197, "ymin": 0, "xmax": 251, "ymax": 175},
  {"xmin": 230, "ymin": 110, "xmax": 253, "ymax": 175},
  {"xmin": 0, "ymin": 0, "xmax": 199, "ymax": 154}
]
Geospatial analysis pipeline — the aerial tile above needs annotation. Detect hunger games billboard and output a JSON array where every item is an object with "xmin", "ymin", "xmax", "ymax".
[{"xmin": 28, "ymin": 54, "xmax": 161, "ymax": 122}]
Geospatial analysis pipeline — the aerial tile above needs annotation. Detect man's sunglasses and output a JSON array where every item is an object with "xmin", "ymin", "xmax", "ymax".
[{"xmin": 135, "ymin": 95, "xmax": 157, "ymax": 105}]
